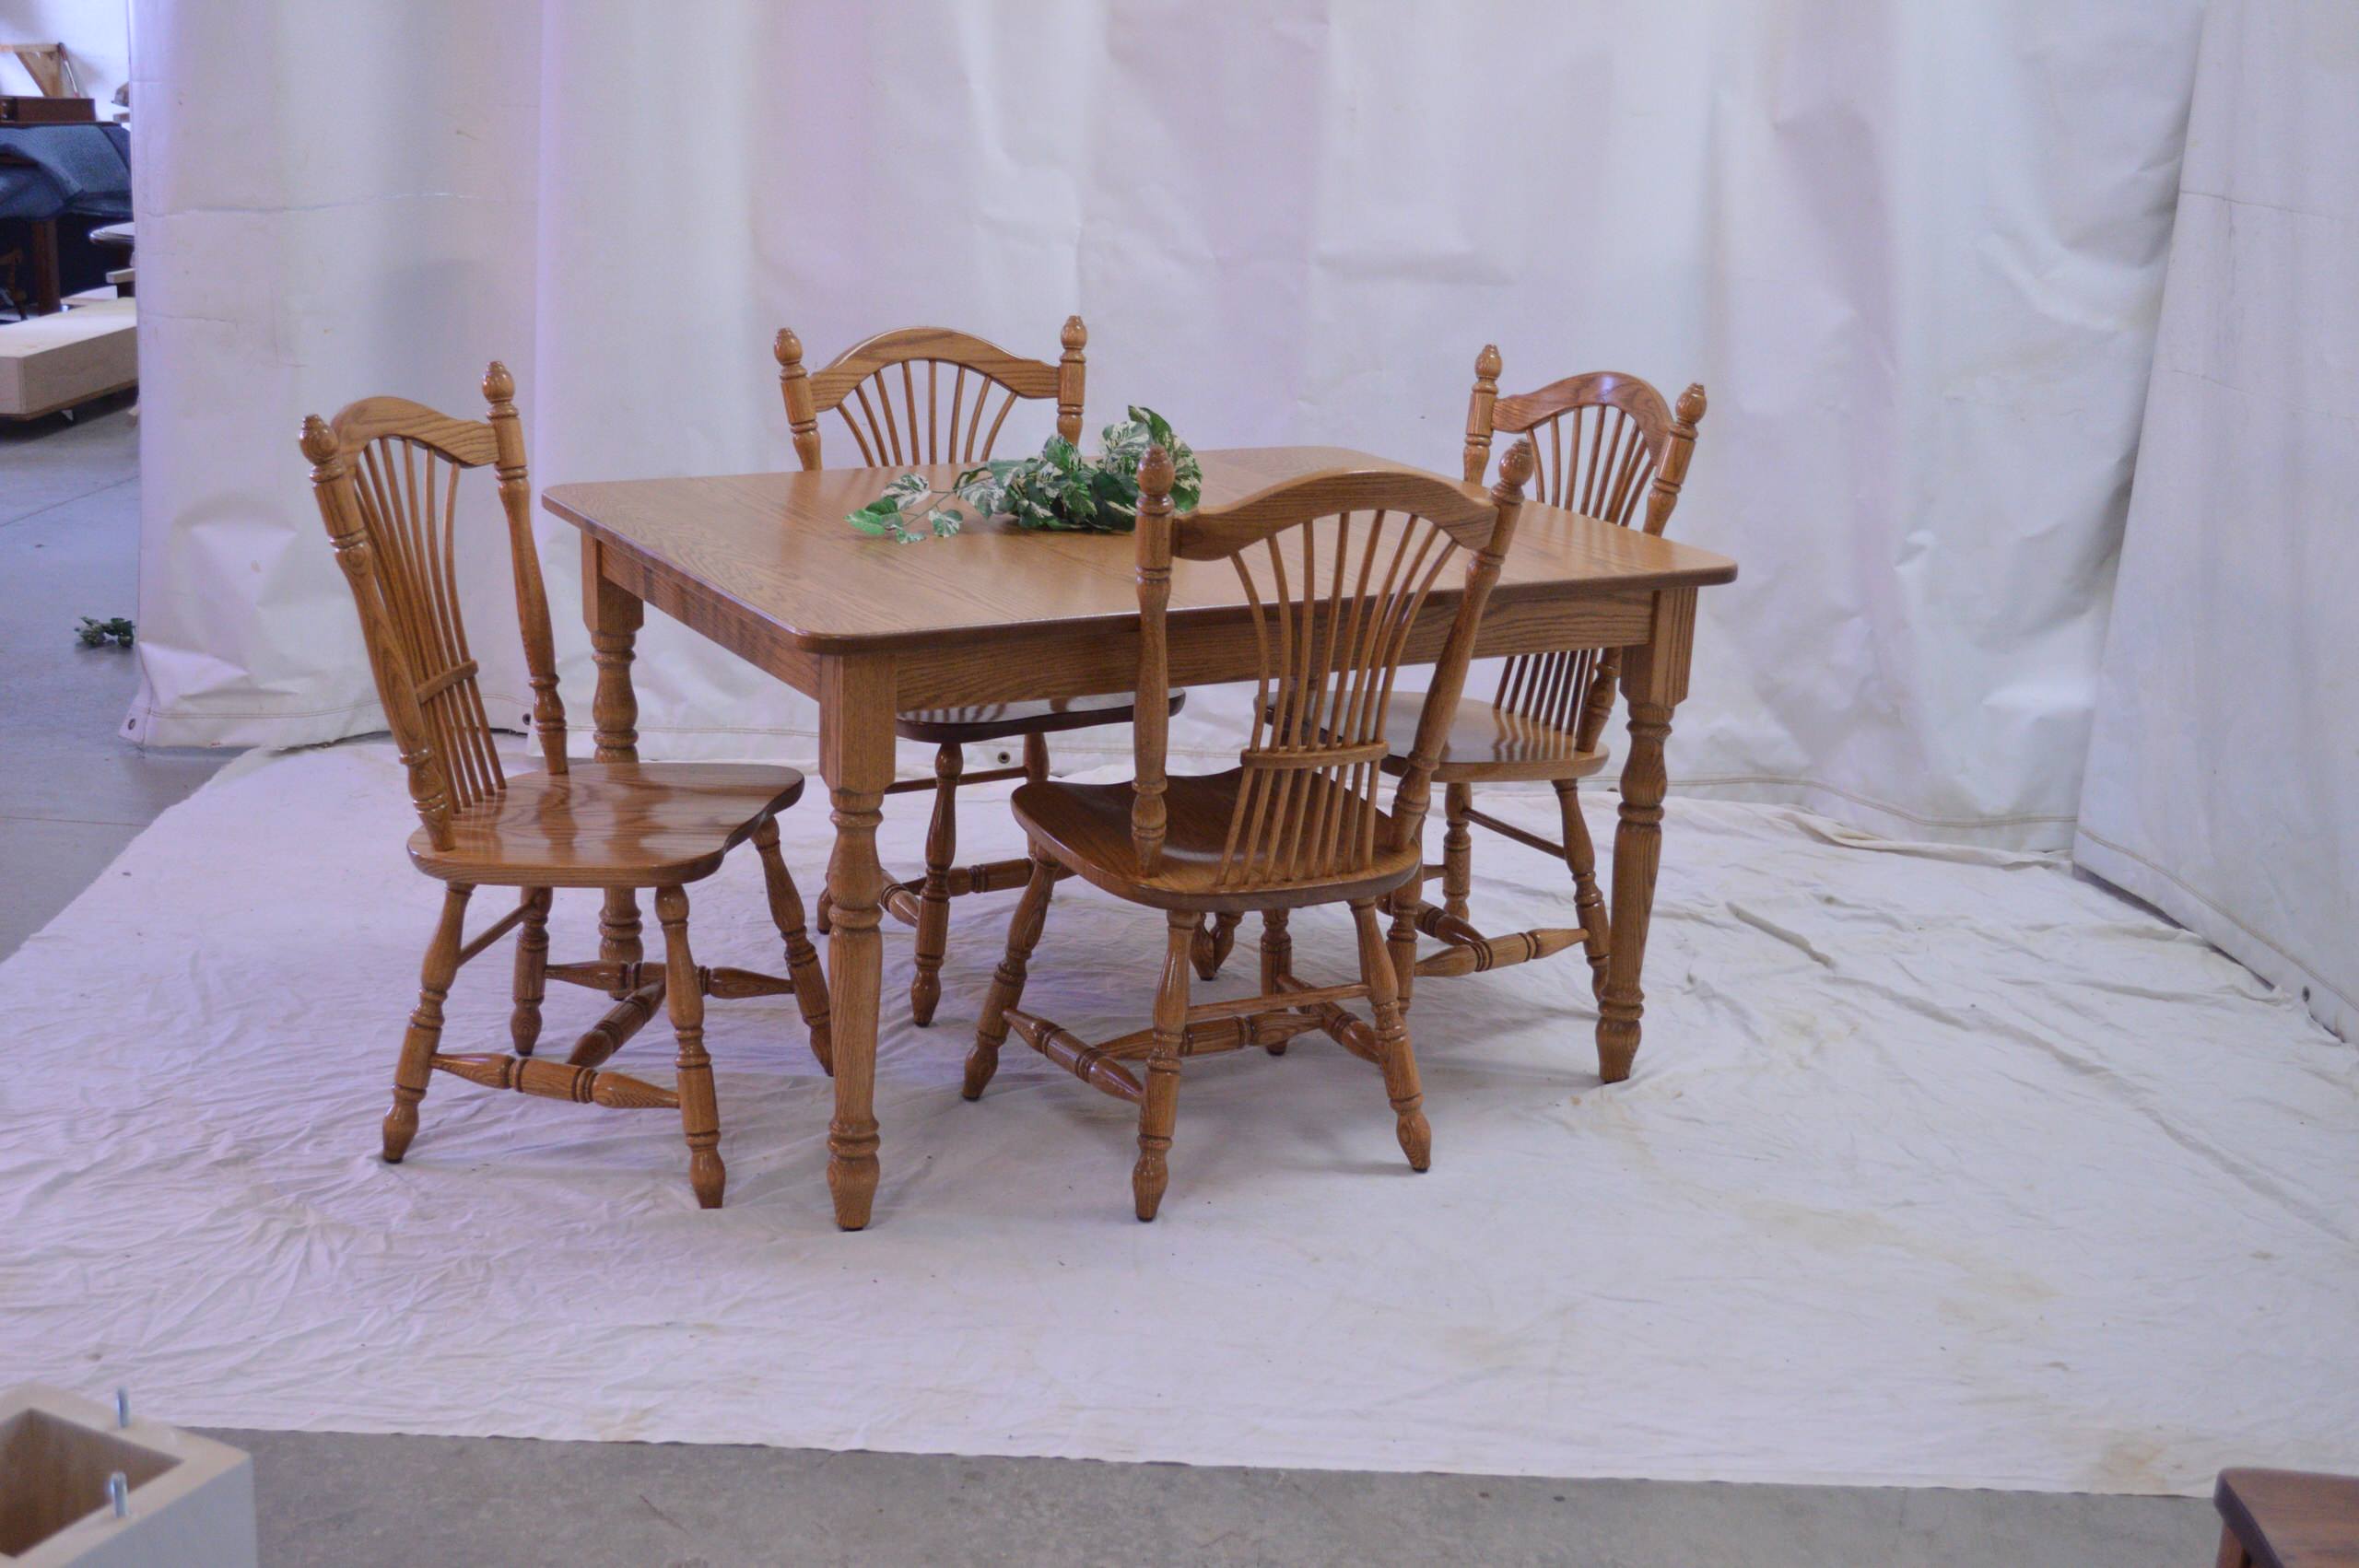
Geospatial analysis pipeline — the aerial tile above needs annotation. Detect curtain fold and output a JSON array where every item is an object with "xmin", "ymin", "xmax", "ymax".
[
  {"xmin": 2074, "ymin": 0, "xmax": 2359, "ymax": 1043},
  {"xmin": 131, "ymin": 1, "xmax": 2204, "ymax": 850}
]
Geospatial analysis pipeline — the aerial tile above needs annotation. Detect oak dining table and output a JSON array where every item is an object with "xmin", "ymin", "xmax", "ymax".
[{"xmin": 544, "ymin": 446, "xmax": 1737, "ymax": 1229}]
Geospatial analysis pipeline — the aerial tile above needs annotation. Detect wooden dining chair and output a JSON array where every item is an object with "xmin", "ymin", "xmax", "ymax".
[
  {"xmin": 300, "ymin": 363, "xmax": 832, "ymax": 1209},
  {"xmin": 963, "ymin": 439, "xmax": 1535, "ymax": 1219},
  {"xmin": 1343, "ymin": 351, "xmax": 1708, "ymax": 1059},
  {"xmin": 774, "ymin": 318, "xmax": 1184, "ymax": 1028}
]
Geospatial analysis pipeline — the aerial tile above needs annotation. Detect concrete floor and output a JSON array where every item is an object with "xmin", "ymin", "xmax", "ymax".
[
  {"xmin": 0, "ymin": 393, "xmax": 229, "ymax": 959},
  {"xmin": 6, "ymin": 402, "xmax": 2220, "ymax": 1565}
]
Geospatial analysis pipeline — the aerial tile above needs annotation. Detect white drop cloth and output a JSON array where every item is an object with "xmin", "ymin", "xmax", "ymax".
[
  {"xmin": 1, "ymin": 743, "xmax": 2352, "ymax": 1494},
  {"xmin": 2075, "ymin": 0, "xmax": 2359, "ymax": 1044},
  {"xmin": 125, "ymin": 0, "xmax": 2207, "ymax": 849}
]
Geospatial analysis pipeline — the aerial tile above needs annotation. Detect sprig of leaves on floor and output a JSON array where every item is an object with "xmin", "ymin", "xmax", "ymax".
[
  {"xmin": 845, "ymin": 407, "xmax": 1202, "ymax": 544},
  {"xmin": 76, "ymin": 615, "xmax": 135, "ymax": 649}
]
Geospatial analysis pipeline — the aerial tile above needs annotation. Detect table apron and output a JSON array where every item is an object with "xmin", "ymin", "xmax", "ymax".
[
  {"xmin": 596, "ymin": 542, "xmax": 1657, "ymax": 710},
  {"xmin": 886, "ymin": 589, "xmax": 1658, "ymax": 708},
  {"xmin": 595, "ymin": 541, "xmax": 823, "ymax": 697}
]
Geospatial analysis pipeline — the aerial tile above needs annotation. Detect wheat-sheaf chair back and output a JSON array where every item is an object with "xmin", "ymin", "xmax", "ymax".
[
  {"xmin": 299, "ymin": 363, "xmax": 567, "ymax": 851},
  {"xmin": 1127, "ymin": 440, "xmax": 1535, "ymax": 890},
  {"xmin": 1461, "ymin": 349, "xmax": 1707, "ymax": 749},
  {"xmin": 774, "ymin": 319, "xmax": 1086, "ymax": 471}
]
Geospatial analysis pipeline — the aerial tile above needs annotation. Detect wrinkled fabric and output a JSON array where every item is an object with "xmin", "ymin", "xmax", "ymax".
[
  {"xmin": 2, "ymin": 744, "xmax": 2351, "ymax": 1494},
  {"xmin": 2076, "ymin": 0, "xmax": 2359, "ymax": 1044},
  {"xmin": 124, "ymin": 0, "xmax": 2205, "ymax": 848}
]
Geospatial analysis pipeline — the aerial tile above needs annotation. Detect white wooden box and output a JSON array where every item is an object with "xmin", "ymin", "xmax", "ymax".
[
  {"xmin": 0, "ymin": 301, "xmax": 136, "ymax": 420},
  {"xmin": 0, "ymin": 1387, "xmax": 255, "ymax": 1568}
]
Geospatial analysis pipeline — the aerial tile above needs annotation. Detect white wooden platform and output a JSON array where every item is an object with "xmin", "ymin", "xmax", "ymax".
[{"xmin": 0, "ymin": 298, "xmax": 135, "ymax": 420}]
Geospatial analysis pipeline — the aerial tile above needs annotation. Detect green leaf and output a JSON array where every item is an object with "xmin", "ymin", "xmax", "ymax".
[
  {"xmin": 845, "ymin": 405, "xmax": 1199, "ymax": 539},
  {"xmin": 1132, "ymin": 405, "xmax": 1175, "ymax": 450}
]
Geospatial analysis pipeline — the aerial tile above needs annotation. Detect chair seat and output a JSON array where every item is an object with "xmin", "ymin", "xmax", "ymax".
[
  {"xmin": 898, "ymin": 689, "xmax": 1185, "ymax": 745},
  {"xmin": 1377, "ymin": 689, "xmax": 1610, "ymax": 783},
  {"xmin": 408, "ymin": 761, "xmax": 805, "ymax": 887},
  {"xmin": 1012, "ymin": 769, "xmax": 1422, "ymax": 912}
]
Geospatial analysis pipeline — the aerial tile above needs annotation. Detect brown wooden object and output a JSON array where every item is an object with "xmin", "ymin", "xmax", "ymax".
[
  {"xmin": 300, "ymin": 364, "xmax": 831, "ymax": 1207},
  {"xmin": 962, "ymin": 442, "xmax": 1537, "ymax": 1218},
  {"xmin": 774, "ymin": 317, "xmax": 1181, "ymax": 1027},
  {"xmin": 2214, "ymin": 1469, "xmax": 2359, "ymax": 1568},
  {"xmin": 544, "ymin": 442, "xmax": 1734, "ymax": 1228},
  {"xmin": 1368, "ymin": 351, "xmax": 1705, "ymax": 1079}
]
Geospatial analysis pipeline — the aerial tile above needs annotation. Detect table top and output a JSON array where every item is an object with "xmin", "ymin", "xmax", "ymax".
[{"xmin": 546, "ymin": 445, "xmax": 1736, "ymax": 655}]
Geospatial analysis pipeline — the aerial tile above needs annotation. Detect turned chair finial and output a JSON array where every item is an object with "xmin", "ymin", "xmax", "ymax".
[
  {"xmin": 1061, "ymin": 314, "xmax": 1087, "ymax": 353},
  {"xmin": 1676, "ymin": 382, "xmax": 1707, "ymax": 425},
  {"xmin": 1137, "ymin": 442, "xmax": 1176, "ymax": 499},
  {"xmin": 482, "ymin": 359, "xmax": 515, "ymax": 405},
  {"xmin": 1475, "ymin": 342, "xmax": 1502, "ymax": 381},
  {"xmin": 299, "ymin": 413, "xmax": 338, "ymax": 466},
  {"xmin": 774, "ymin": 327, "xmax": 804, "ymax": 369},
  {"xmin": 1496, "ymin": 436, "xmax": 1535, "ymax": 497}
]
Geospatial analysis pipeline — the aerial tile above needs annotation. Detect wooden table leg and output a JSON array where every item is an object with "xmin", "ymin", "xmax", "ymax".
[
  {"xmin": 1595, "ymin": 588, "xmax": 1696, "ymax": 1084},
  {"xmin": 584, "ymin": 542, "xmax": 646, "ymax": 988},
  {"xmin": 28, "ymin": 217, "xmax": 60, "ymax": 315},
  {"xmin": 819, "ymin": 654, "xmax": 895, "ymax": 1229}
]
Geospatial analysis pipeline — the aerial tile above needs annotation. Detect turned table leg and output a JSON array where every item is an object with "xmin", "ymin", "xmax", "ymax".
[
  {"xmin": 1595, "ymin": 589, "xmax": 1696, "ymax": 1084},
  {"xmin": 585, "ymin": 544, "xmax": 646, "ymax": 987},
  {"xmin": 819, "ymin": 654, "xmax": 894, "ymax": 1229}
]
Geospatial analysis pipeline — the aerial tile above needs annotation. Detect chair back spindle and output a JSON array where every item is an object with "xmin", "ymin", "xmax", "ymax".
[
  {"xmin": 776, "ymin": 319, "xmax": 1086, "ymax": 472},
  {"xmin": 1132, "ymin": 441, "xmax": 1535, "ymax": 890},
  {"xmin": 300, "ymin": 363, "xmax": 569, "ymax": 848}
]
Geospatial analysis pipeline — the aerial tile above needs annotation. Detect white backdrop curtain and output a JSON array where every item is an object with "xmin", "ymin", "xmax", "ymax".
[
  {"xmin": 127, "ymin": 0, "xmax": 2205, "ymax": 851},
  {"xmin": 2075, "ymin": 0, "xmax": 2359, "ymax": 1043}
]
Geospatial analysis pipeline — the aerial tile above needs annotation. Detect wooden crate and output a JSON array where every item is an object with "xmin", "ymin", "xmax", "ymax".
[{"xmin": 0, "ymin": 1386, "xmax": 255, "ymax": 1566}]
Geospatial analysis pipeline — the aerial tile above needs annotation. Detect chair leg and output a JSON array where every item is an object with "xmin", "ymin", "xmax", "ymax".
[
  {"xmin": 1387, "ymin": 877, "xmax": 1423, "ymax": 1012},
  {"xmin": 384, "ymin": 883, "xmax": 473, "ymax": 1163},
  {"xmin": 1258, "ymin": 908, "xmax": 1293, "ymax": 1054},
  {"xmin": 965, "ymin": 847, "xmax": 1056, "ymax": 1100},
  {"xmin": 910, "ymin": 743, "xmax": 962, "ymax": 1026},
  {"xmin": 657, "ymin": 884, "xmax": 724, "ymax": 1209},
  {"xmin": 597, "ymin": 889, "xmax": 643, "ymax": 993},
  {"xmin": 1441, "ymin": 782, "xmax": 1473, "ymax": 922},
  {"xmin": 1556, "ymin": 778, "xmax": 1610, "ymax": 1001},
  {"xmin": 1133, "ymin": 910, "xmax": 1195, "ymax": 1221},
  {"xmin": 754, "ymin": 816, "xmax": 833, "ymax": 1075},
  {"xmin": 1354, "ymin": 897, "xmax": 1430, "ymax": 1171},
  {"xmin": 509, "ymin": 886, "xmax": 552, "ymax": 1056},
  {"xmin": 1191, "ymin": 910, "xmax": 1241, "ymax": 980}
]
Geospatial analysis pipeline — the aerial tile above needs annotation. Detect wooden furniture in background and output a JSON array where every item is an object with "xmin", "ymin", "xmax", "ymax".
[
  {"xmin": 1366, "ymin": 351, "xmax": 1706, "ymax": 1084},
  {"xmin": 2214, "ymin": 1469, "xmax": 2359, "ymax": 1567},
  {"xmin": 2, "ymin": 43, "xmax": 79, "ymax": 99},
  {"xmin": 544, "ymin": 445, "xmax": 1735, "ymax": 1228},
  {"xmin": 774, "ymin": 318, "xmax": 1182, "ymax": 1027},
  {"xmin": 301, "ymin": 364, "xmax": 831, "ymax": 1208},
  {"xmin": 966, "ymin": 444, "xmax": 1535, "ymax": 1218},
  {"xmin": 0, "ymin": 96, "xmax": 93, "ymax": 124}
]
